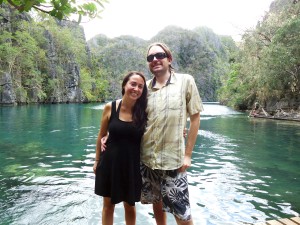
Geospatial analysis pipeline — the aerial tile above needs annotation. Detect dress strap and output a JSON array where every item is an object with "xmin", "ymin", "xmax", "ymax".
[
  {"xmin": 110, "ymin": 101, "xmax": 117, "ymax": 119},
  {"xmin": 116, "ymin": 100, "xmax": 122, "ymax": 116}
]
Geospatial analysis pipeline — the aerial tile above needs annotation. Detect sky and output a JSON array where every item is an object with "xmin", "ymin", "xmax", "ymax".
[{"xmin": 81, "ymin": 0, "xmax": 274, "ymax": 41}]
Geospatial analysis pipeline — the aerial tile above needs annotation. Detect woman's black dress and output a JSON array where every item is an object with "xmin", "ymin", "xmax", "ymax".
[{"xmin": 95, "ymin": 101, "xmax": 143, "ymax": 206}]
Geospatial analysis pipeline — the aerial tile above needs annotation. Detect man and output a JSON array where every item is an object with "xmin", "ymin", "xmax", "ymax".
[{"xmin": 140, "ymin": 42, "xmax": 203, "ymax": 225}]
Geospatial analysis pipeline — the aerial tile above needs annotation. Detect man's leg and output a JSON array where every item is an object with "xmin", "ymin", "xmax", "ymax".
[
  {"xmin": 140, "ymin": 163, "xmax": 165, "ymax": 224},
  {"xmin": 161, "ymin": 170, "xmax": 193, "ymax": 224},
  {"xmin": 153, "ymin": 201, "xmax": 166, "ymax": 225},
  {"xmin": 174, "ymin": 216, "xmax": 194, "ymax": 225}
]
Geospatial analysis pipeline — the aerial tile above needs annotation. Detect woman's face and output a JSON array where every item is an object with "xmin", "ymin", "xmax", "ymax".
[{"xmin": 123, "ymin": 74, "xmax": 145, "ymax": 101}]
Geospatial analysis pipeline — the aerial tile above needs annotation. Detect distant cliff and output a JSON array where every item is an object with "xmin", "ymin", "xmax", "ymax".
[
  {"xmin": 0, "ymin": 4, "xmax": 89, "ymax": 104},
  {"xmin": 1, "ymin": 4, "xmax": 238, "ymax": 105}
]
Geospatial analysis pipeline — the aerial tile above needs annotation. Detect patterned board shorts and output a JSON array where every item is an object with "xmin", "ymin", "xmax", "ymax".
[{"xmin": 140, "ymin": 163, "xmax": 192, "ymax": 221}]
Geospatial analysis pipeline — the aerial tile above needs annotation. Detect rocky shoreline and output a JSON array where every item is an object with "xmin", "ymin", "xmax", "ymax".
[{"xmin": 248, "ymin": 108, "xmax": 300, "ymax": 122}]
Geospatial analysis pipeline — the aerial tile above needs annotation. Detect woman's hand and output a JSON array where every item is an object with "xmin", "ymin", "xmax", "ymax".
[
  {"xmin": 183, "ymin": 127, "xmax": 188, "ymax": 138},
  {"xmin": 93, "ymin": 161, "xmax": 98, "ymax": 174}
]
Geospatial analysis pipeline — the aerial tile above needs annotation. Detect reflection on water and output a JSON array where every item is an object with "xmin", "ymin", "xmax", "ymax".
[{"xmin": 0, "ymin": 103, "xmax": 299, "ymax": 225}]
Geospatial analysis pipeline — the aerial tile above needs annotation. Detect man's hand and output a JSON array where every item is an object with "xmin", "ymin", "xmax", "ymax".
[
  {"xmin": 178, "ymin": 155, "xmax": 192, "ymax": 172},
  {"xmin": 101, "ymin": 135, "xmax": 108, "ymax": 151}
]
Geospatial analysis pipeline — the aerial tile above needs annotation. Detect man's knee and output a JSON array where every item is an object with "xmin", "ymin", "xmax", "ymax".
[
  {"xmin": 175, "ymin": 216, "xmax": 193, "ymax": 225},
  {"xmin": 153, "ymin": 202, "xmax": 167, "ymax": 225}
]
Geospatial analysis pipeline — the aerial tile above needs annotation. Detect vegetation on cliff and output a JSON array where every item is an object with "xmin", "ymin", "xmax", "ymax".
[
  {"xmin": 218, "ymin": 0, "xmax": 300, "ymax": 112},
  {"xmin": 1, "ymin": 0, "xmax": 299, "ymax": 113}
]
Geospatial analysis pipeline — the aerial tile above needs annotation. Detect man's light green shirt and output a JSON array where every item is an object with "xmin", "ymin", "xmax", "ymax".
[{"xmin": 141, "ymin": 72, "xmax": 204, "ymax": 170}]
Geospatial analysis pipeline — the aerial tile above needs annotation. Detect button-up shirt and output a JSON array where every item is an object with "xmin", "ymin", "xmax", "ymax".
[{"xmin": 141, "ymin": 72, "xmax": 204, "ymax": 170}]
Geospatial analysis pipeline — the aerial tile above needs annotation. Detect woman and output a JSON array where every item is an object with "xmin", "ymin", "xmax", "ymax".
[{"xmin": 93, "ymin": 71, "xmax": 148, "ymax": 225}]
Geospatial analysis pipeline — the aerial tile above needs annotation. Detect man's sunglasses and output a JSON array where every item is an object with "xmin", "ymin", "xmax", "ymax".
[{"xmin": 146, "ymin": 52, "xmax": 167, "ymax": 62}]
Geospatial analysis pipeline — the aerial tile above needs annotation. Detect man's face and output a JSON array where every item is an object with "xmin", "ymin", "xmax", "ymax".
[{"xmin": 147, "ymin": 46, "xmax": 171, "ymax": 75}]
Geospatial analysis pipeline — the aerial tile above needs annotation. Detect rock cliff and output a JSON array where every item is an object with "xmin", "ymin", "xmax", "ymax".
[{"xmin": 0, "ymin": 4, "xmax": 88, "ymax": 104}]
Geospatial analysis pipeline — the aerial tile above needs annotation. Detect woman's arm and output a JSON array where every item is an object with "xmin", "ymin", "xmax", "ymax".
[{"xmin": 93, "ymin": 102, "xmax": 111, "ymax": 174}]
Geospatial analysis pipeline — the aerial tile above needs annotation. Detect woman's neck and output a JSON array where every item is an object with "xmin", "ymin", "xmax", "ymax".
[{"xmin": 121, "ymin": 97, "xmax": 135, "ymax": 110}]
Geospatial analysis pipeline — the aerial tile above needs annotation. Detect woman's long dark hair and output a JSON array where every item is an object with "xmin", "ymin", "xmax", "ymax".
[{"xmin": 122, "ymin": 71, "xmax": 148, "ymax": 132}]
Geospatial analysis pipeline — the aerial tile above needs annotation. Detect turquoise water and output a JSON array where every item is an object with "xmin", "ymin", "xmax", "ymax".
[{"xmin": 0, "ymin": 103, "xmax": 299, "ymax": 225}]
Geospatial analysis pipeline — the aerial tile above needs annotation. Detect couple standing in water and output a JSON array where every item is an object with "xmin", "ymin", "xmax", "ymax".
[{"xmin": 93, "ymin": 42, "xmax": 203, "ymax": 225}]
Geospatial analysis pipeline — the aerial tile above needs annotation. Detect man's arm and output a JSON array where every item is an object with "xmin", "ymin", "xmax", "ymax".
[{"xmin": 179, "ymin": 112, "xmax": 200, "ymax": 172}]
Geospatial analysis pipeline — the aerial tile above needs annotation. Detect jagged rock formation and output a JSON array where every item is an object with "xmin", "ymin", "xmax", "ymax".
[
  {"xmin": 0, "ymin": 72, "xmax": 16, "ymax": 104},
  {"xmin": 0, "ymin": 4, "xmax": 88, "ymax": 104}
]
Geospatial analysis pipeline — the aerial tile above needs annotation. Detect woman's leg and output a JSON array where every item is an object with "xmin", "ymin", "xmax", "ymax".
[
  {"xmin": 123, "ymin": 202, "xmax": 136, "ymax": 225},
  {"xmin": 102, "ymin": 197, "xmax": 115, "ymax": 225}
]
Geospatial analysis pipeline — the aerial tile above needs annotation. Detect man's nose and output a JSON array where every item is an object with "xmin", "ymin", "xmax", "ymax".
[{"xmin": 152, "ymin": 56, "xmax": 158, "ymax": 61}]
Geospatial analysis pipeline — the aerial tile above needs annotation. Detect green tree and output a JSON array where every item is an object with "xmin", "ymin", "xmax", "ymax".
[
  {"xmin": 218, "ymin": 0, "xmax": 300, "ymax": 110},
  {"xmin": 89, "ymin": 35, "xmax": 147, "ymax": 99},
  {"xmin": 1, "ymin": 0, "xmax": 107, "ymax": 21}
]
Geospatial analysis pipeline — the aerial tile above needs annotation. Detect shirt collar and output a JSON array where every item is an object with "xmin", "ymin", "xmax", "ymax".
[{"xmin": 150, "ymin": 72, "xmax": 175, "ymax": 89}]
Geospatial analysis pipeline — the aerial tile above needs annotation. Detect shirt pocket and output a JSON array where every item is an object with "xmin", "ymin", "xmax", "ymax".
[{"xmin": 167, "ymin": 93, "xmax": 183, "ymax": 110}]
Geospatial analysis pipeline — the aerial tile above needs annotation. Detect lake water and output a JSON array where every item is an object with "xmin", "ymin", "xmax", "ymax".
[{"xmin": 0, "ymin": 103, "xmax": 299, "ymax": 225}]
